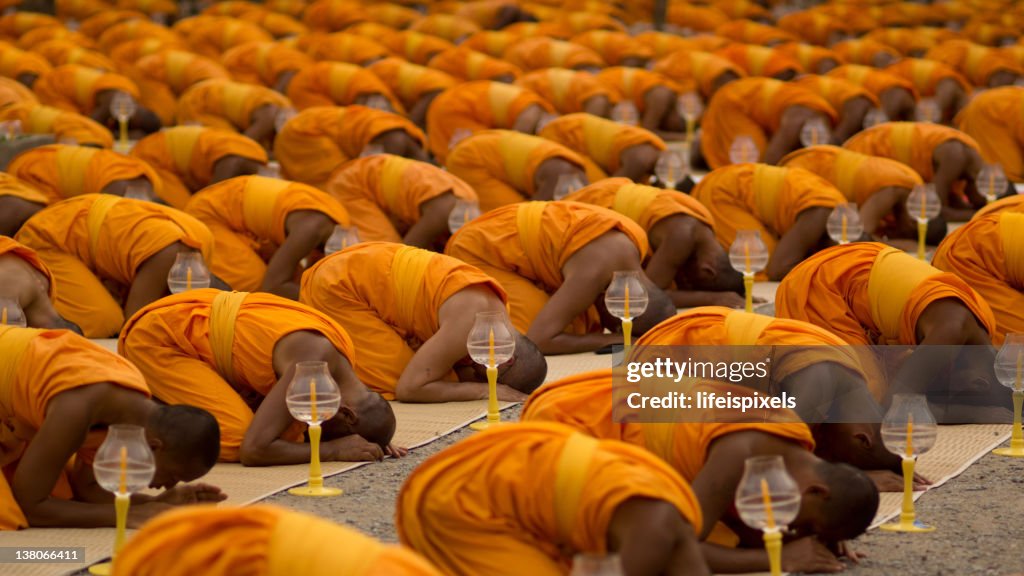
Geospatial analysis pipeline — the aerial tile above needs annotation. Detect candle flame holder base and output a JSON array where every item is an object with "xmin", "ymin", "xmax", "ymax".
[
  {"xmin": 992, "ymin": 443, "xmax": 1024, "ymax": 457},
  {"xmin": 288, "ymin": 484, "xmax": 343, "ymax": 497},
  {"xmin": 88, "ymin": 562, "xmax": 112, "ymax": 575},
  {"xmin": 879, "ymin": 517, "xmax": 936, "ymax": 533}
]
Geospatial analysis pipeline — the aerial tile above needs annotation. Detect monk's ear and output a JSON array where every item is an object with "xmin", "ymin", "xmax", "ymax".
[
  {"xmin": 148, "ymin": 437, "xmax": 164, "ymax": 452},
  {"xmin": 854, "ymin": 431, "xmax": 872, "ymax": 450},
  {"xmin": 803, "ymin": 482, "xmax": 830, "ymax": 500}
]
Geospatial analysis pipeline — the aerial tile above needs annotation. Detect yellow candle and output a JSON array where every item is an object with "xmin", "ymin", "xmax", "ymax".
[
  {"xmin": 119, "ymin": 446, "xmax": 127, "ymax": 494},
  {"xmin": 760, "ymin": 478, "xmax": 776, "ymax": 529},
  {"xmin": 310, "ymin": 379, "xmax": 318, "ymax": 422},
  {"xmin": 744, "ymin": 242, "xmax": 751, "ymax": 273},
  {"xmin": 1016, "ymin": 350, "xmax": 1022, "ymax": 391},
  {"xmin": 624, "ymin": 283, "xmax": 630, "ymax": 319},
  {"xmin": 919, "ymin": 191, "xmax": 926, "ymax": 220},
  {"xmin": 186, "ymin": 267, "xmax": 192, "ymax": 290},
  {"xmin": 906, "ymin": 414, "xmax": 914, "ymax": 458},
  {"xmin": 488, "ymin": 327, "xmax": 494, "ymax": 367},
  {"xmin": 841, "ymin": 214, "xmax": 848, "ymax": 243}
]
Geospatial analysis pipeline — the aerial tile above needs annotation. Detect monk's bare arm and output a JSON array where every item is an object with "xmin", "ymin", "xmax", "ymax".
[
  {"xmin": 701, "ymin": 538, "xmax": 844, "ymax": 574},
  {"xmin": 403, "ymin": 193, "xmax": 454, "ymax": 249},
  {"xmin": 932, "ymin": 144, "xmax": 976, "ymax": 221},
  {"xmin": 859, "ymin": 188, "xmax": 903, "ymax": 238},
  {"xmin": 642, "ymin": 87, "xmax": 686, "ymax": 141},
  {"xmin": 608, "ymin": 498, "xmax": 710, "ymax": 576},
  {"xmin": 124, "ymin": 244, "xmax": 178, "ymax": 320},
  {"xmin": 690, "ymin": 436, "xmax": 749, "ymax": 540},
  {"xmin": 764, "ymin": 106, "xmax": 816, "ymax": 165},
  {"xmin": 833, "ymin": 97, "xmax": 871, "ymax": 144},
  {"xmin": 264, "ymin": 211, "xmax": 335, "ymax": 300},
  {"xmin": 614, "ymin": 144, "xmax": 660, "ymax": 182},
  {"xmin": 527, "ymin": 271, "xmax": 621, "ymax": 355},
  {"xmin": 767, "ymin": 207, "xmax": 831, "ymax": 281}
]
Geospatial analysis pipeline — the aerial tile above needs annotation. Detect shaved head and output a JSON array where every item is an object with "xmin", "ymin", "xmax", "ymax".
[
  {"xmin": 351, "ymin": 392, "xmax": 396, "ymax": 450},
  {"xmin": 501, "ymin": 333, "xmax": 548, "ymax": 394},
  {"xmin": 633, "ymin": 284, "xmax": 677, "ymax": 336}
]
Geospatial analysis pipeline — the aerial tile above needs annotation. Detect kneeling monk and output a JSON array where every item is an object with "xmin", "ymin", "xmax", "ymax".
[
  {"xmin": 0, "ymin": 236, "xmax": 77, "ymax": 331},
  {"xmin": 538, "ymin": 113, "xmax": 666, "ymax": 183},
  {"xmin": 8, "ymin": 144, "xmax": 165, "ymax": 204}
]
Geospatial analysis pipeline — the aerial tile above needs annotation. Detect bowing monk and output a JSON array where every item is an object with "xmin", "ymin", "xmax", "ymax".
[
  {"xmin": 843, "ymin": 122, "xmax": 987, "ymax": 221},
  {"xmin": 8, "ymin": 144, "xmax": 164, "ymax": 204},
  {"xmin": 885, "ymin": 58, "xmax": 971, "ymax": 124},
  {"xmin": 131, "ymin": 126, "xmax": 268, "ymax": 210},
  {"xmin": 14, "ymin": 194, "xmax": 215, "ymax": 338},
  {"xmin": 502, "ymin": 37, "xmax": 606, "ymax": 72},
  {"xmin": 0, "ymin": 103, "xmax": 112, "ymax": 148},
  {"xmin": 0, "ymin": 236, "xmax": 78, "ymax": 332},
  {"xmin": 519, "ymin": 371, "xmax": 878, "ymax": 575},
  {"xmin": 924, "ymin": 40, "xmax": 1022, "ymax": 88},
  {"xmin": 368, "ymin": 57, "xmax": 457, "ymax": 128},
  {"xmin": 0, "ymin": 41, "xmax": 52, "ymax": 87},
  {"xmin": 220, "ymin": 41, "xmax": 313, "ymax": 92},
  {"xmin": 775, "ymin": 43, "xmax": 843, "ymax": 75},
  {"xmin": 594, "ymin": 67, "xmax": 688, "ymax": 140},
  {"xmin": 776, "ymin": 243, "xmax": 1008, "ymax": 417},
  {"xmin": 275, "ymin": 106, "xmax": 428, "ymax": 189},
  {"xmin": 424, "ymin": 81, "xmax": 552, "ymax": 164},
  {"xmin": 933, "ymin": 213, "xmax": 1024, "ymax": 346},
  {"xmin": 714, "ymin": 44, "xmax": 803, "ymax": 81},
  {"xmin": 397, "ymin": 422, "xmax": 710, "ymax": 576},
  {"xmin": 285, "ymin": 61, "xmax": 402, "ymax": 112},
  {"xmin": 570, "ymin": 30, "xmax": 654, "ymax": 68},
  {"xmin": 539, "ymin": 113, "xmax": 666, "ymax": 183},
  {"xmin": 692, "ymin": 164, "xmax": 846, "ymax": 280},
  {"xmin": 515, "ymin": 67, "xmax": 618, "ymax": 118},
  {"xmin": 379, "ymin": 31, "xmax": 455, "ymax": 66},
  {"xmin": 32, "ymin": 64, "xmax": 161, "ymax": 135},
  {"xmin": 956, "ymin": 86, "xmax": 1024, "ymax": 183},
  {"xmin": 791, "ymin": 75, "xmax": 878, "ymax": 144},
  {"xmin": 826, "ymin": 64, "xmax": 918, "ymax": 123},
  {"xmin": 0, "ymin": 77, "xmax": 38, "ymax": 108},
  {"xmin": 113, "ymin": 505, "xmax": 442, "ymax": 576},
  {"xmin": 779, "ymin": 146, "xmax": 942, "ymax": 246},
  {"xmin": 564, "ymin": 179, "xmax": 744, "ymax": 308},
  {"xmin": 0, "ymin": 173, "xmax": 48, "ymax": 237},
  {"xmin": 446, "ymin": 201, "xmax": 675, "ymax": 355},
  {"xmin": 185, "ymin": 175, "xmax": 348, "ymax": 299},
  {"xmin": 119, "ymin": 290, "xmax": 398, "ymax": 464},
  {"xmin": 0, "ymin": 326, "xmax": 224, "ymax": 530},
  {"xmin": 700, "ymin": 77, "xmax": 836, "ymax": 169},
  {"xmin": 650, "ymin": 50, "xmax": 744, "ymax": 101},
  {"xmin": 300, "ymin": 242, "xmax": 546, "ymax": 402},
  {"xmin": 445, "ymin": 130, "xmax": 592, "ymax": 211},
  {"xmin": 426, "ymin": 47, "xmax": 523, "ymax": 83},
  {"xmin": 326, "ymin": 154, "xmax": 477, "ymax": 248},
  {"xmin": 175, "ymin": 79, "xmax": 292, "ymax": 151},
  {"xmin": 975, "ymin": 195, "xmax": 1024, "ymax": 220}
]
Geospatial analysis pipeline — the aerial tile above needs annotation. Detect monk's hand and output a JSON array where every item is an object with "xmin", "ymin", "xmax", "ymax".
[
  {"xmin": 782, "ymin": 536, "xmax": 844, "ymax": 573},
  {"xmin": 833, "ymin": 541, "xmax": 866, "ymax": 564},
  {"xmin": 710, "ymin": 292, "xmax": 747, "ymax": 309},
  {"xmin": 496, "ymin": 384, "xmax": 528, "ymax": 402},
  {"xmin": 155, "ymin": 483, "xmax": 227, "ymax": 505},
  {"xmin": 127, "ymin": 501, "xmax": 174, "ymax": 528},
  {"xmin": 385, "ymin": 443, "xmax": 409, "ymax": 458},
  {"xmin": 866, "ymin": 470, "xmax": 931, "ymax": 492},
  {"xmin": 324, "ymin": 435, "xmax": 385, "ymax": 462}
]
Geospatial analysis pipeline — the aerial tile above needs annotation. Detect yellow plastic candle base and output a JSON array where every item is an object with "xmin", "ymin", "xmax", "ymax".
[
  {"xmin": 469, "ymin": 420, "xmax": 492, "ymax": 431},
  {"xmin": 879, "ymin": 458, "xmax": 934, "ymax": 532},
  {"xmin": 290, "ymin": 425, "xmax": 342, "ymax": 497},
  {"xmin": 879, "ymin": 518, "xmax": 936, "ymax": 533},
  {"xmin": 994, "ymin": 391, "xmax": 1024, "ymax": 456},
  {"xmin": 471, "ymin": 366, "xmax": 501, "ymax": 432},
  {"xmin": 992, "ymin": 446, "xmax": 1024, "ymax": 457},
  {"xmin": 743, "ymin": 273, "xmax": 754, "ymax": 313},
  {"xmin": 288, "ymin": 485, "xmax": 343, "ymax": 497},
  {"xmin": 763, "ymin": 530, "xmax": 782, "ymax": 576},
  {"xmin": 88, "ymin": 561, "xmax": 112, "ymax": 575},
  {"xmin": 917, "ymin": 219, "xmax": 928, "ymax": 261}
]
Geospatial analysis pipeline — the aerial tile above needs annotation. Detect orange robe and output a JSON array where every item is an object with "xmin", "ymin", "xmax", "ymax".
[
  {"xmin": 0, "ymin": 103, "xmax": 112, "ymax": 148},
  {"xmin": 14, "ymin": 194, "xmax": 214, "ymax": 337},
  {"xmin": 974, "ymin": 195, "xmax": 1024, "ymax": 219},
  {"xmin": 866, "ymin": 27, "xmax": 960, "ymax": 57},
  {"xmin": 408, "ymin": 14, "xmax": 480, "ymax": 43},
  {"xmin": 32, "ymin": 64, "xmax": 139, "ymax": 116},
  {"xmin": 700, "ymin": 78, "xmax": 837, "ymax": 169},
  {"xmin": 299, "ymin": 242, "xmax": 506, "ymax": 398},
  {"xmin": 426, "ymin": 47, "xmax": 523, "ymax": 82},
  {"xmin": 326, "ymin": 154, "xmax": 477, "ymax": 243},
  {"xmin": 932, "ymin": 212, "xmax": 1024, "ymax": 345},
  {"xmin": 538, "ymin": 113, "xmax": 666, "ymax": 177},
  {"xmin": 0, "ymin": 76, "xmax": 36, "ymax": 107},
  {"xmin": 593, "ymin": 67, "xmax": 684, "ymax": 116},
  {"xmin": 666, "ymin": 3, "xmax": 729, "ymax": 32},
  {"xmin": 826, "ymin": 64, "xmax": 918, "ymax": 102},
  {"xmin": 119, "ymin": 290, "xmax": 355, "ymax": 461},
  {"xmin": 0, "ymin": 235, "xmax": 55, "ymax": 300},
  {"xmin": 396, "ymin": 422, "xmax": 703, "ymax": 575},
  {"xmin": 779, "ymin": 145, "xmax": 923, "ymax": 205},
  {"xmin": 635, "ymin": 31, "xmax": 729, "ymax": 58},
  {"xmin": 367, "ymin": 58, "xmax": 458, "ymax": 113},
  {"xmin": 447, "ymin": 0, "xmax": 518, "ymax": 29},
  {"xmin": 775, "ymin": 242, "xmax": 996, "ymax": 346},
  {"xmin": 925, "ymin": 40, "xmax": 1023, "ymax": 87},
  {"xmin": 8, "ymin": 144, "xmax": 164, "ymax": 204},
  {"xmin": 831, "ymin": 38, "xmax": 902, "ymax": 66},
  {"xmin": 275, "ymin": 105, "xmax": 427, "ymax": 188},
  {"xmin": 220, "ymin": 41, "xmax": 314, "ymax": 88},
  {"xmin": 113, "ymin": 505, "xmax": 442, "ymax": 576},
  {"xmin": 96, "ymin": 19, "xmax": 181, "ymax": 53},
  {"xmin": 363, "ymin": 3, "xmax": 420, "ymax": 29},
  {"xmin": 184, "ymin": 17, "xmax": 274, "ymax": 59},
  {"xmin": 184, "ymin": 176, "xmax": 350, "ymax": 291},
  {"xmin": 0, "ymin": 12, "xmax": 60, "ymax": 39},
  {"xmin": 445, "ymin": 201, "xmax": 648, "ymax": 335},
  {"xmin": 176, "ymin": 79, "xmax": 292, "ymax": 133},
  {"xmin": 715, "ymin": 20, "xmax": 797, "ymax": 46},
  {"xmin": 54, "ymin": 0, "xmax": 112, "ymax": 21},
  {"xmin": 692, "ymin": 164, "xmax": 845, "ymax": 256},
  {"xmin": 955, "ymin": 86, "xmax": 1024, "ymax": 182},
  {"xmin": 842, "ymin": 122, "xmax": 982, "ymax": 183},
  {"xmin": 285, "ymin": 61, "xmax": 402, "ymax": 112},
  {"xmin": 563, "ymin": 177, "xmax": 714, "ymax": 234},
  {"xmin": 238, "ymin": 9, "xmax": 308, "ymax": 38},
  {"xmin": 792, "ymin": 75, "xmax": 879, "ymax": 121},
  {"xmin": 379, "ymin": 31, "xmax": 455, "ymax": 65},
  {"xmin": 0, "ymin": 171, "xmax": 50, "ymax": 208},
  {"xmin": 461, "ymin": 30, "xmax": 522, "ymax": 58},
  {"xmin": 17, "ymin": 27, "xmax": 98, "ymax": 51},
  {"xmin": 570, "ymin": 30, "xmax": 654, "ymax": 66},
  {"xmin": 301, "ymin": 0, "xmax": 368, "ymax": 32},
  {"xmin": 515, "ymin": 68, "xmax": 618, "ymax": 115},
  {"xmin": 885, "ymin": 58, "xmax": 971, "ymax": 98},
  {"xmin": 108, "ymin": 37, "xmax": 184, "ymax": 70},
  {"xmin": 131, "ymin": 126, "xmax": 268, "ymax": 209},
  {"xmin": 293, "ymin": 32, "xmax": 391, "ymax": 65},
  {"xmin": 77, "ymin": 10, "xmax": 145, "ymax": 40},
  {"xmin": 446, "ymin": 130, "xmax": 593, "ymax": 211},
  {"xmin": 774, "ymin": 43, "xmax": 844, "ymax": 75},
  {"xmin": 30, "ymin": 40, "xmax": 115, "ymax": 72},
  {"xmin": 133, "ymin": 50, "xmax": 230, "ymax": 97},
  {"xmin": 651, "ymin": 51, "xmax": 745, "ymax": 99},
  {"xmin": 776, "ymin": 12, "xmax": 851, "ymax": 46},
  {"xmin": 714, "ymin": 44, "xmax": 803, "ymax": 79},
  {"xmin": 557, "ymin": 11, "xmax": 626, "ymax": 34},
  {"xmin": 503, "ymin": 37, "xmax": 606, "ymax": 72},
  {"xmin": 0, "ymin": 326, "xmax": 149, "ymax": 530},
  {"xmin": 425, "ymin": 81, "xmax": 552, "ymax": 163}
]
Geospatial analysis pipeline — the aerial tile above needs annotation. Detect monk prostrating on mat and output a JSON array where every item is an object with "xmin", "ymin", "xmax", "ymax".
[
  {"xmin": 0, "ymin": 236, "xmax": 79, "ymax": 332},
  {"xmin": 825, "ymin": 64, "xmax": 918, "ymax": 123},
  {"xmin": 0, "ymin": 326, "xmax": 224, "ymax": 530},
  {"xmin": 284, "ymin": 61, "xmax": 402, "ymax": 112},
  {"xmin": 14, "ymin": 194, "xmax": 215, "ymax": 338},
  {"xmin": 445, "ymin": 130, "xmax": 592, "ymax": 211},
  {"xmin": 791, "ymin": 75, "xmax": 878, "ymax": 144},
  {"xmin": 0, "ymin": 102, "xmax": 113, "ymax": 148},
  {"xmin": 119, "ymin": 290, "xmax": 399, "ymax": 465},
  {"xmin": 367, "ymin": 57, "xmax": 457, "ymax": 128},
  {"xmin": 445, "ymin": 201, "xmax": 675, "ymax": 355},
  {"xmin": 275, "ymin": 105, "xmax": 428, "ymax": 189},
  {"xmin": 220, "ymin": 41, "xmax": 314, "ymax": 93},
  {"xmin": 397, "ymin": 422, "xmax": 711, "ymax": 576},
  {"xmin": 130, "ymin": 126, "xmax": 268, "ymax": 210},
  {"xmin": 32, "ymin": 64, "xmax": 161, "ymax": 135},
  {"xmin": 776, "ymin": 242, "xmax": 1009, "ymax": 417},
  {"xmin": 538, "ymin": 113, "xmax": 666, "ymax": 183},
  {"xmin": 700, "ymin": 77, "xmax": 836, "ymax": 168},
  {"xmin": 301, "ymin": 242, "xmax": 545, "ymax": 402},
  {"xmin": 955, "ymin": 86, "xmax": 1024, "ymax": 184},
  {"xmin": 185, "ymin": 175, "xmax": 349, "ymax": 299},
  {"xmin": 593, "ymin": 67, "xmax": 689, "ymax": 141},
  {"xmin": 933, "ymin": 212, "xmax": 1024, "ymax": 346},
  {"xmin": 0, "ymin": 172, "xmax": 48, "ymax": 237},
  {"xmin": 426, "ymin": 46, "xmax": 523, "ymax": 83},
  {"xmin": 325, "ymin": 154, "xmax": 477, "ymax": 248},
  {"xmin": 175, "ymin": 79, "xmax": 292, "ymax": 151},
  {"xmin": 564, "ymin": 178, "xmax": 745, "ymax": 308},
  {"xmin": 692, "ymin": 163, "xmax": 846, "ymax": 280},
  {"xmin": 843, "ymin": 122, "xmax": 986, "ymax": 221},
  {"xmin": 515, "ymin": 68, "xmax": 619, "ymax": 118},
  {"xmin": 8, "ymin": 144, "xmax": 164, "ymax": 204},
  {"xmin": 113, "ymin": 505, "xmax": 443, "ymax": 576},
  {"xmin": 424, "ymin": 80, "xmax": 552, "ymax": 163},
  {"xmin": 885, "ymin": 58, "xmax": 971, "ymax": 125},
  {"xmin": 520, "ymin": 371, "xmax": 878, "ymax": 574},
  {"xmin": 778, "ymin": 145, "xmax": 945, "ymax": 246}
]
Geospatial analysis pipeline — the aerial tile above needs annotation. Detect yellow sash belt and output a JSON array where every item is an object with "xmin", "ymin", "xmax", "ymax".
[
  {"xmin": 327, "ymin": 64, "xmax": 358, "ymax": 103},
  {"xmin": 554, "ymin": 432, "xmax": 599, "ymax": 543},
  {"xmin": 548, "ymin": 69, "xmax": 570, "ymax": 109},
  {"xmin": 210, "ymin": 291, "xmax": 248, "ymax": 385},
  {"xmin": 404, "ymin": 33, "xmax": 424, "ymax": 59},
  {"xmin": 465, "ymin": 51, "xmax": 486, "ymax": 81},
  {"xmin": 724, "ymin": 310, "xmax": 774, "ymax": 345},
  {"xmin": 548, "ymin": 41, "xmax": 573, "ymax": 68},
  {"xmin": 846, "ymin": 65, "xmax": 870, "ymax": 87},
  {"xmin": 582, "ymin": 116, "xmax": 618, "ymax": 169},
  {"xmin": 911, "ymin": 59, "xmax": 937, "ymax": 91},
  {"xmin": 396, "ymin": 63, "xmax": 421, "ymax": 101},
  {"xmin": 27, "ymin": 106, "xmax": 61, "ymax": 133},
  {"xmin": 167, "ymin": 126, "xmax": 205, "ymax": 176},
  {"xmin": 390, "ymin": 246, "xmax": 432, "ymax": 330},
  {"xmin": 867, "ymin": 247, "xmax": 939, "ymax": 342},
  {"xmin": 73, "ymin": 67, "xmax": 102, "ymax": 108},
  {"xmin": 57, "ymin": 145, "xmax": 99, "ymax": 198},
  {"xmin": 268, "ymin": 511, "xmax": 382, "ymax": 576},
  {"xmin": 516, "ymin": 201, "xmax": 549, "ymax": 280},
  {"xmin": 381, "ymin": 155, "xmax": 412, "ymax": 213},
  {"xmin": 500, "ymin": 134, "xmax": 535, "ymax": 193},
  {"xmin": 640, "ymin": 422, "xmax": 676, "ymax": 465},
  {"xmin": 488, "ymin": 82, "xmax": 521, "ymax": 127},
  {"xmin": 964, "ymin": 44, "xmax": 986, "ymax": 81},
  {"xmin": 86, "ymin": 194, "xmax": 121, "ymax": 261},
  {"xmin": 613, "ymin": 184, "xmax": 658, "ymax": 225},
  {"xmin": 619, "ymin": 67, "xmax": 636, "ymax": 98},
  {"xmin": 0, "ymin": 327, "xmax": 41, "ymax": 416},
  {"xmin": 242, "ymin": 176, "xmax": 290, "ymax": 239},
  {"xmin": 256, "ymin": 44, "xmax": 271, "ymax": 78},
  {"xmin": 834, "ymin": 149, "xmax": 868, "ymax": 201},
  {"xmin": 752, "ymin": 164, "xmax": 786, "ymax": 227},
  {"xmin": 221, "ymin": 82, "xmax": 253, "ymax": 127},
  {"xmin": 889, "ymin": 123, "xmax": 916, "ymax": 168},
  {"xmin": 1000, "ymin": 212, "xmax": 1024, "ymax": 288},
  {"xmin": 747, "ymin": 46, "xmax": 773, "ymax": 77},
  {"xmin": 165, "ymin": 51, "xmax": 192, "ymax": 91}
]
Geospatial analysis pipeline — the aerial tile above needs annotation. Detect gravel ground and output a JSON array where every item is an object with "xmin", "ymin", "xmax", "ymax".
[{"xmin": 263, "ymin": 405, "xmax": 1024, "ymax": 575}]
